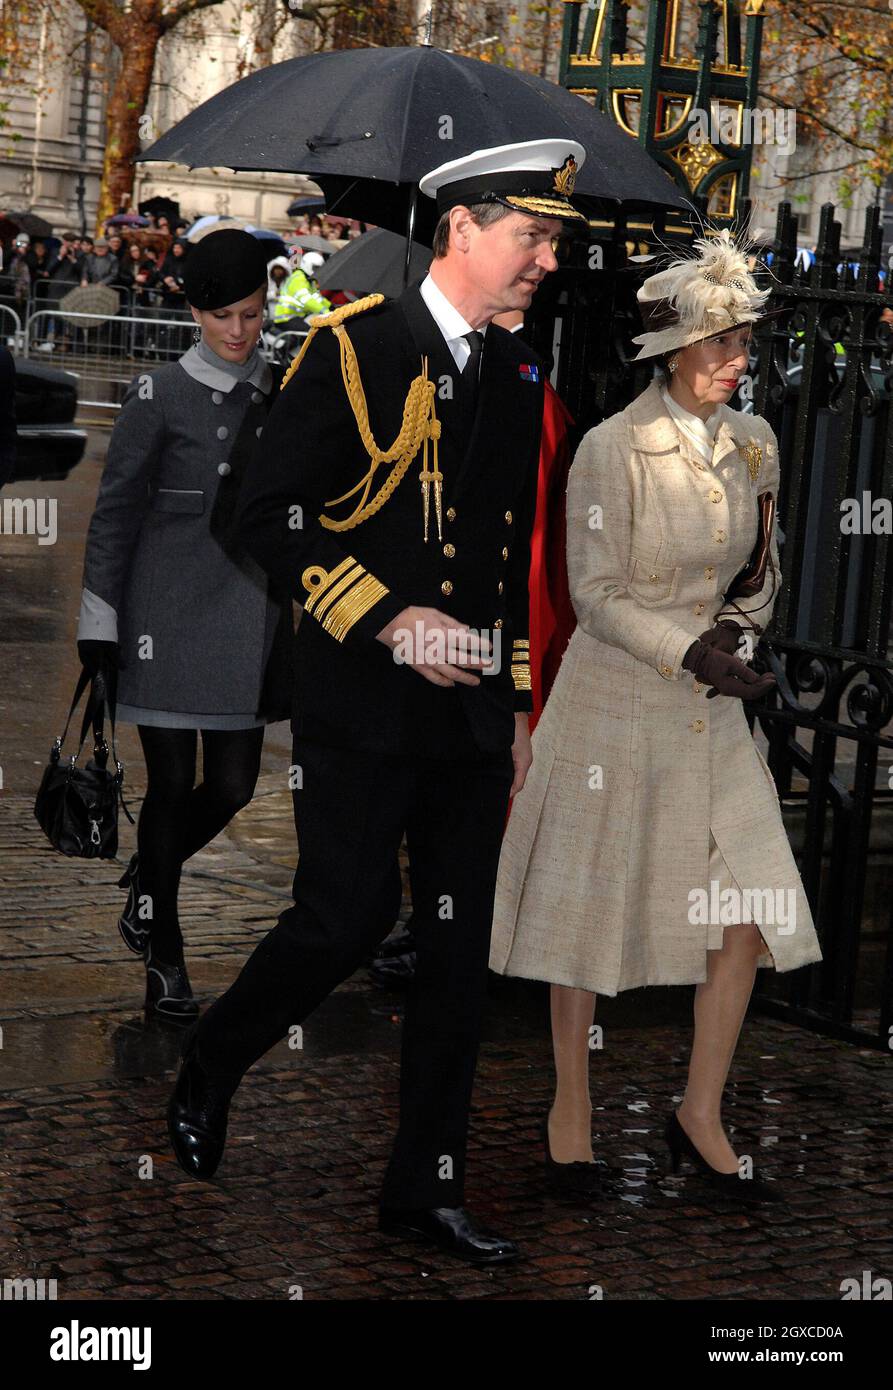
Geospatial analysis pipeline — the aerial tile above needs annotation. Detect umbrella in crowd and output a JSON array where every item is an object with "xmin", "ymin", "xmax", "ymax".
[
  {"xmin": 286, "ymin": 194, "xmax": 326, "ymax": 217},
  {"xmin": 106, "ymin": 212, "xmax": 150, "ymax": 227},
  {"xmin": 0, "ymin": 210, "xmax": 54, "ymax": 239},
  {"xmin": 316, "ymin": 228, "xmax": 431, "ymax": 298},
  {"xmin": 291, "ymin": 233, "xmax": 338, "ymax": 255},
  {"xmin": 140, "ymin": 45, "xmax": 691, "ymax": 247},
  {"xmin": 138, "ymin": 195, "xmax": 181, "ymax": 223},
  {"xmin": 58, "ymin": 284, "xmax": 120, "ymax": 330}
]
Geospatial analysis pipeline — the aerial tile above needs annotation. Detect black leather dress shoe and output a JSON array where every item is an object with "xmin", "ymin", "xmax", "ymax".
[
  {"xmin": 144, "ymin": 948, "xmax": 199, "ymax": 1022},
  {"xmin": 117, "ymin": 853, "xmax": 149, "ymax": 955},
  {"xmin": 378, "ymin": 1205, "xmax": 520, "ymax": 1264},
  {"xmin": 167, "ymin": 1033, "xmax": 239, "ymax": 1179}
]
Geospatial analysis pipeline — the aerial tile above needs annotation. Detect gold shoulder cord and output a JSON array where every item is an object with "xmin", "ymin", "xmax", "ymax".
[{"xmin": 281, "ymin": 293, "xmax": 444, "ymax": 542}]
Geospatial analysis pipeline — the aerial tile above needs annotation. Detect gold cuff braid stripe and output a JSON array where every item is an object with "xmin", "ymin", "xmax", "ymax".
[
  {"xmin": 511, "ymin": 659, "xmax": 532, "ymax": 692},
  {"xmin": 323, "ymin": 574, "xmax": 390, "ymax": 642},
  {"xmin": 313, "ymin": 564, "xmax": 366, "ymax": 622},
  {"xmin": 302, "ymin": 556, "xmax": 357, "ymax": 614}
]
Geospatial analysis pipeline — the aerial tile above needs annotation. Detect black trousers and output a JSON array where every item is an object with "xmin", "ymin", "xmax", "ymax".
[{"xmin": 195, "ymin": 729, "xmax": 514, "ymax": 1209}]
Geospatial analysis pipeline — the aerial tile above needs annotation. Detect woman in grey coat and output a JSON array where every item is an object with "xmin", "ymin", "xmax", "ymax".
[{"xmin": 77, "ymin": 230, "xmax": 293, "ymax": 1021}]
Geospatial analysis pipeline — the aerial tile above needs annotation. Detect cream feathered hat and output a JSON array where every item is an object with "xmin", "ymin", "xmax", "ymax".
[{"xmin": 630, "ymin": 228, "xmax": 774, "ymax": 362}]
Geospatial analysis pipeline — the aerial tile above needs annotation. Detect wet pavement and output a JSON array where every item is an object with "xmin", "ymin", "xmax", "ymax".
[{"xmin": 1, "ymin": 435, "xmax": 892, "ymax": 1302}]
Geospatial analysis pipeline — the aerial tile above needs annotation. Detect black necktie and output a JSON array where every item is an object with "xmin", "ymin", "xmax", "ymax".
[{"xmin": 461, "ymin": 330, "xmax": 484, "ymax": 401}]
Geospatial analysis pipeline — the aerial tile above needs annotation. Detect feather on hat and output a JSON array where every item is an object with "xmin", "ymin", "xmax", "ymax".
[{"xmin": 631, "ymin": 228, "xmax": 773, "ymax": 361}]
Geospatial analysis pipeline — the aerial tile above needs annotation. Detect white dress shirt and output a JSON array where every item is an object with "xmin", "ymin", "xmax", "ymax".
[{"xmin": 419, "ymin": 273, "xmax": 488, "ymax": 371}]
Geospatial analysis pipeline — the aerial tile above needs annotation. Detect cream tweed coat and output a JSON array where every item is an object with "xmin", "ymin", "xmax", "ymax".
[{"xmin": 489, "ymin": 379, "xmax": 823, "ymax": 995}]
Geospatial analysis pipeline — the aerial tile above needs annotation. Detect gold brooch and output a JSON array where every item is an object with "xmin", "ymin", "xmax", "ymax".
[
  {"xmin": 552, "ymin": 155, "xmax": 577, "ymax": 197},
  {"xmin": 740, "ymin": 441, "xmax": 762, "ymax": 482}
]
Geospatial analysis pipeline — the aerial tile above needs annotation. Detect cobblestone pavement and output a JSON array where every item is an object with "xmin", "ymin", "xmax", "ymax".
[
  {"xmin": 1, "ymin": 437, "xmax": 891, "ymax": 1303},
  {"xmin": 2, "ymin": 782, "xmax": 892, "ymax": 1302}
]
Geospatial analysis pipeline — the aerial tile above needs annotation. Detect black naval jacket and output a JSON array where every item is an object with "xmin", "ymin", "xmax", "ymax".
[{"xmin": 234, "ymin": 281, "xmax": 546, "ymax": 756}]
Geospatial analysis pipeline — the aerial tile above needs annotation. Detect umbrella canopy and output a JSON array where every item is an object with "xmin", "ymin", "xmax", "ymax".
[
  {"xmin": 106, "ymin": 212, "xmax": 150, "ymax": 227},
  {"xmin": 286, "ymin": 195, "xmax": 326, "ymax": 217},
  {"xmin": 1, "ymin": 210, "xmax": 54, "ymax": 239},
  {"xmin": 316, "ymin": 228, "xmax": 432, "ymax": 298},
  {"xmin": 139, "ymin": 46, "xmax": 690, "ymax": 236},
  {"xmin": 138, "ymin": 195, "xmax": 181, "ymax": 222},
  {"xmin": 58, "ymin": 284, "xmax": 120, "ymax": 329},
  {"xmin": 291, "ymin": 233, "xmax": 338, "ymax": 255}
]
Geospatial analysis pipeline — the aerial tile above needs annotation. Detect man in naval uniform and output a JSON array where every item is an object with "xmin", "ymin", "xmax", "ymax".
[{"xmin": 168, "ymin": 139, "xmax": 588, "ymax": 1263}]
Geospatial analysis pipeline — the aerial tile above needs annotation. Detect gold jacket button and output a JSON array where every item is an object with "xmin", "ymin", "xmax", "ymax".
[
  {"xmin": 502, "ymin": 546, "xmax": 509, "ymax": 561},
  {"xmin": 694, "ymin": 602, "xmax": 705, "ymax": 615},
  {"xmin": 704, "ymin": 566, "xmax": 715, "ymax": 580},
  {"xmin": 714, "ymin": 530, "xmax": 726, "ymax": 543},
  {"xmin": 691, "ymin": 719, "xmax": 705, "ymax": 732},
  {"xmin": 710, "ymin": 489, "xmax": 723, "ymax": 503},
  {"xmin": 649, "ymin": 573, "xmax": 659, "ymax": 583},
  {"xmin": 441, "ymin": 580, "xmax": 453, "ymax": 596},
  {"xmin": 493, "ymin": 618, "xmax": 503, "ymax": 628},
  {"xmin": 660, "ymin": 663, "xmax": 672, "ymax": 678},
  {"xmin": 693, "ymin": 682, "xmax": 703, "ymax": 694},
  {"xmin": 446, "ymin": 507, "xmax": 456, "ymax": 522},
  {"xmin": 498, "ymin": 581, "xmax": 504, "ymax": 594},
  {"xmin": 443, "ymin": 543, "xmax": 456, "ymax": 558},
  {"xmin": 505, "ymin": 510, "xmax": 513, "ymax": 524}
]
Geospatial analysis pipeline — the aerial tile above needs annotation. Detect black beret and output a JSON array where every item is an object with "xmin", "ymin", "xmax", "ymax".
[{"xmin": 182, "ymin": 228, "xmax": 270, "ymax": 310}]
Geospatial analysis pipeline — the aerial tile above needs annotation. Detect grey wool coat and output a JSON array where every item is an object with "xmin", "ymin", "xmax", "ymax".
[
  {"xmin": 77, "ymin": 347, "xmax": 293, "ymax": 723},
  {"xmin": 489, "ymin": 380, "xmax": 823, "ymax": 995}
]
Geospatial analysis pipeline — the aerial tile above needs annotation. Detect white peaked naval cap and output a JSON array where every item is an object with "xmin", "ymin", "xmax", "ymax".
[{"xmin": 419, "ymin": 139, "xmax": 588, "ymax": 224}]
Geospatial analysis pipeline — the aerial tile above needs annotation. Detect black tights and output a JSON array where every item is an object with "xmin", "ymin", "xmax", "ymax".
[{"xmin": 136, "ymin": 726, "xmax": 265, "ymax": 966}]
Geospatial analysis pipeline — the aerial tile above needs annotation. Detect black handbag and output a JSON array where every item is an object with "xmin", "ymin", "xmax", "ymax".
[{"xmin": 34, "ymin": 665, "xmax": 134, "ymax": 858}]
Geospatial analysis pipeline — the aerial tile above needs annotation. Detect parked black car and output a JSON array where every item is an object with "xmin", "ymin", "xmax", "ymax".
[{"xmin": 10, "ymin": 357, "xmax": 86, "ymax": 482}]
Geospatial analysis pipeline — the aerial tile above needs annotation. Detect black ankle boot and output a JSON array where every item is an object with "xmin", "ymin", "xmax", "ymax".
[
  {"xmin": 117, "ymin": 853, "xmax": 149, "ymax": 955},
  {"xmin": 144, "ymin": 947, "xmax": 198, "ymax": 1022},
  {"xmin": 167, "ymin": 1032, "xmax": 239, "ymax": 1179}
]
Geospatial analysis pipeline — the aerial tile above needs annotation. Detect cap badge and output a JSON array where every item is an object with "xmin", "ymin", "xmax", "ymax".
[{"xmin": 552, "ymin": 155, "xmax": 577, "ymax": 198}]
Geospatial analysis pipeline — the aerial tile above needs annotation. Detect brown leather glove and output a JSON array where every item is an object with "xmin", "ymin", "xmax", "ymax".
[
  {"xmin": 698, "ymin": 620, "xmax": 743, "ymax": 655},
  {"xmin": 682, "ymin": 638, "xmax": 775, "ymax": 701}
]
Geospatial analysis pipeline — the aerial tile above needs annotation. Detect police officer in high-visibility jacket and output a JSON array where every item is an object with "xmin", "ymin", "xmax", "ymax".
[{"xmin": 272, "ymin": 251, "xmax": 332, "ymax": 325}]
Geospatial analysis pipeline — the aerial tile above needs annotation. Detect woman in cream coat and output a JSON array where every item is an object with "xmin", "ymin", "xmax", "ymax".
[{"xmin": 489, "ymin": 230, "xmax": 822, "ymax": 1202}]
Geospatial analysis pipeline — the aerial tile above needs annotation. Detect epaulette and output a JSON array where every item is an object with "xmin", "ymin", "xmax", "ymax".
[{"xmin": 281, "ymin": 294, "xmax": 384, "ymax": 390}]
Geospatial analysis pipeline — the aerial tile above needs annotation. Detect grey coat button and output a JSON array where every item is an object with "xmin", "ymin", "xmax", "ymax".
[
  {"xmin": 251, "ymin": 390, "xmax": 264, "ymax": 404},
  {"xmin": 217, "ymin": 461, "xmax": 231, "ymax": 476},
  {"xmin": 217, "ymin": 425, "xmax": 229, "ymax": 440},
  {"xmin": 255, "ymin": 426, "xmax": 263, "ymax": 437},
  {"xmin": 211, "ymin": 390, "xmax": 224, "ymax": 404}
]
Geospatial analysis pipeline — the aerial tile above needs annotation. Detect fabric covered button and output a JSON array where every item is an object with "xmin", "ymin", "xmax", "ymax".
[
  {"xmin": 217, "ymin": 425, "xmax": 229, "ymax": 440},
  {"xmin": 211, "ymin": 390, "xmax": 224, "ymax": 404},
  {"xmin": 217, "ymin": 461, "xmax": 231, "ymax": 476},
  {"xmin": 251, "ymin": 390, "xmax": 264, "ymax": 404}
]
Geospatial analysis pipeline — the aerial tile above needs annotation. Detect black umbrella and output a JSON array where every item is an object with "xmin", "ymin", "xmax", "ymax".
[
  {"xmin": 138, "ymin": 195, "xmax": 181, "ymax": 222},
  {"xmin": 286, "ymin": 195, "xmax": 326, "ymax": 217},
  {"xmin": 316, "ymin": 229, "xmax": 433, "ymax": 298},
  {"xmin": 2, "ymin": 210, "xmax": 54, "ymax": 238},
  {"xmin": 139, "ymin": 46, "xmax": 690, "ymax": 229}
]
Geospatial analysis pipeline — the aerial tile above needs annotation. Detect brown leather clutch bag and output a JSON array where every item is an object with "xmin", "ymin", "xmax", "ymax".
[{"xmin": 726, "ymin": 491, "xmax": 775, "ymax": 601}]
